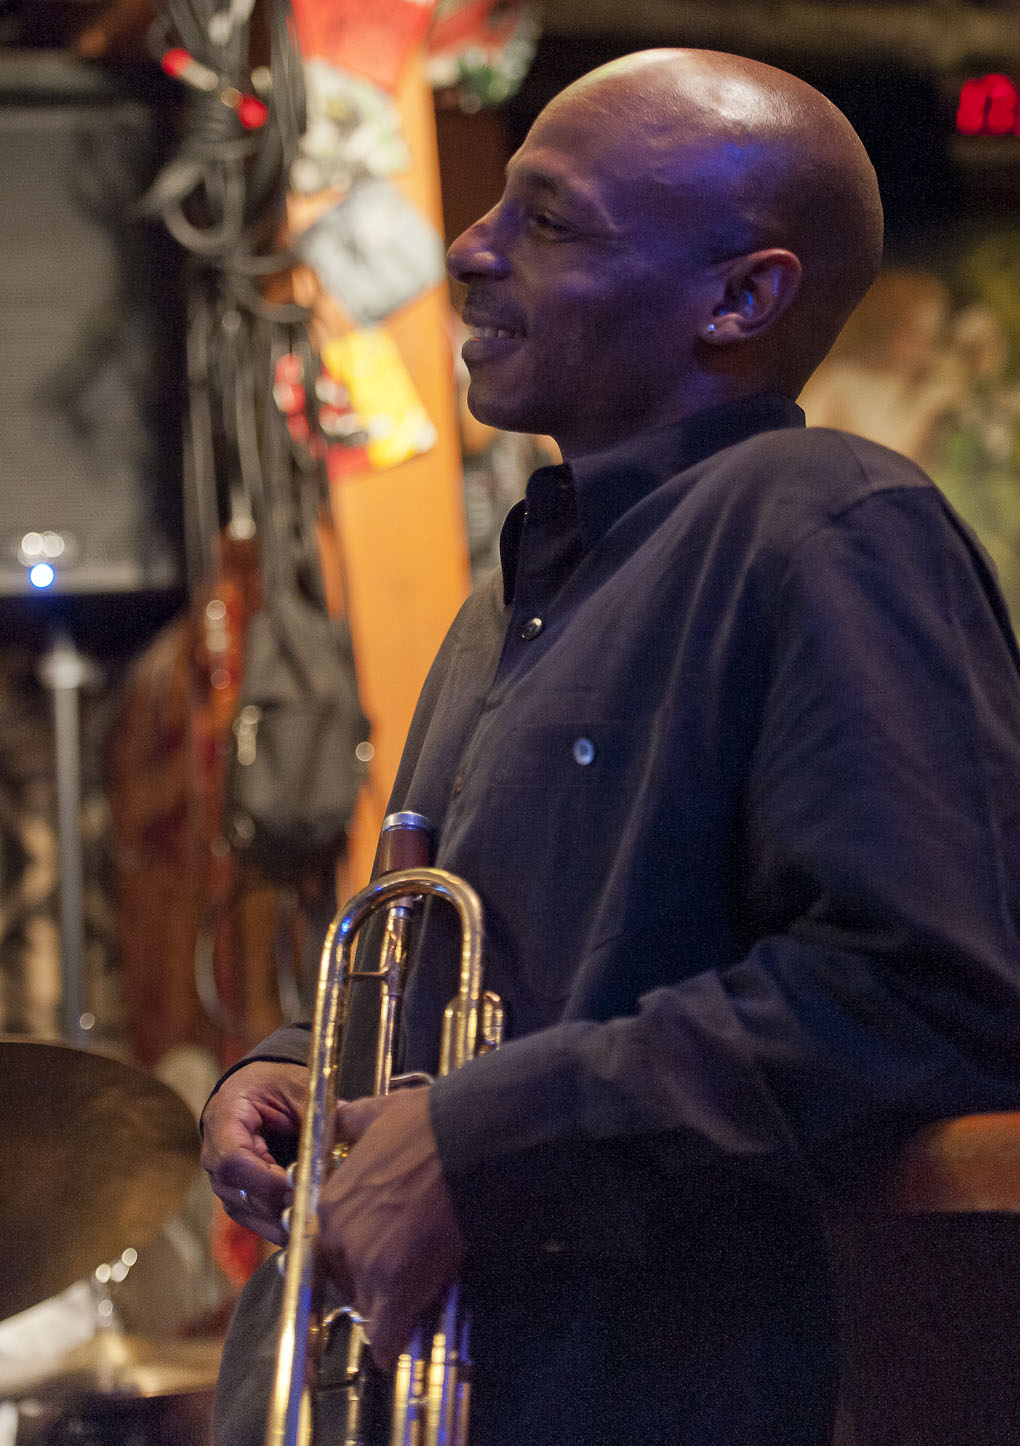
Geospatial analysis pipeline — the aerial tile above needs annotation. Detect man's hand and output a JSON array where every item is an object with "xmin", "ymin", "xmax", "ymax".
[
  {"xmin": 317, "ymin": 1088, "xmax": 465, "ymax": 1371},
  {"xmin": 200, "ymin": 1059, "xmax": 309, "ymax": 1244}
]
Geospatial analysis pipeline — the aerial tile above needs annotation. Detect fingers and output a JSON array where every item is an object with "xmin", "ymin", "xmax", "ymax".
[
  {"xmin": 334, "ymin": 1091, "xmax": 399, "ymax": 1145},
  {"xmin": 201, "ymin": 1065, "xmax": 301, "ymax": 1177},
  {"xmin": 316, "ymin": 1089, "xmax": 464, "ymax": 1370},
  {"xmin": 361, "ymin": 1276, "xmax": 447, "ymax": 1373},
  {"xmin": 219, "ymin": 1171, "xmax": 293, "ymax": 1246},
  {"xmin": 200, "ymin": 1059, "xmax": 310, "ymax": 1244}
]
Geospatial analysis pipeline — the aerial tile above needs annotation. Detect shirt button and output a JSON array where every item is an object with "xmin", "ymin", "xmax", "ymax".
[
  {"xmin": 572, "ymin": 737, "xmax": 595, "ymax": 766},
  {"xmin": 520, "ymin": 616, "xmax": 544, "ymax": 640}
]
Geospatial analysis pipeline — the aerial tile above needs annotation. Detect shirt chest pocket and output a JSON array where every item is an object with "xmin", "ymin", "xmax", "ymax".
[
  {"xmin": 486, "ymin": 716, "xmax": 652, "ymax": 793},
  {"xmin": 447, "ymin": 713, "xmax": 659, "ymax": 1003}
]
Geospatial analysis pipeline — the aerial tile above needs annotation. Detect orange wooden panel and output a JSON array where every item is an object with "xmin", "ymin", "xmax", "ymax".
[
  {"xmin": 871, "ymin": 1112, "xmax": 1020, "ymax": 1214},
  {"xmin": 829, "ymin": 1115, "xmax": 1020, "ymax": 1445},
  {"xmin": 326, "ymin": 55, "xmax": 471, "ymax": 890}
]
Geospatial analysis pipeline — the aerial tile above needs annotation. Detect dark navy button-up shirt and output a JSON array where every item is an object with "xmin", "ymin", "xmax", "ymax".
[{"xmin": 240, "ymin": 394, "xmax": 1020, "ymax": 1444}]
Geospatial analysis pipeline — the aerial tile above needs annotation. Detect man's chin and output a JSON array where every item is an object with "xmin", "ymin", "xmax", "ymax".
[{"xmin": 466, "ymin": 395, "xmax": 534, "ymax": 437}]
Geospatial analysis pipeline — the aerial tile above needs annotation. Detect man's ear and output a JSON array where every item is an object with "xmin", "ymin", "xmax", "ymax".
[{"xmin": 700, "ymin": 249, "xmax": 802, "ymax": 344}]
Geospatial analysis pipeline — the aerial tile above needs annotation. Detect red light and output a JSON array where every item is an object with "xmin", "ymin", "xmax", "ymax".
[
  {"xmin": 160, "ymin": 46, "xmax": 218, "ymax": 92},
  {"xmin": 275, "ymin": 353, "xmax": 303, "ymax": 386},
  {"xmin": 161, "ymin": 47, "xmax": 191, "ymax": 79},
  {"xmin": 957, "ymin": 74, "xmax": 1019, "ymax": 136},
  {"xmin": 236, "ymin": 95, "xmax": 269, "ymax": 130}
]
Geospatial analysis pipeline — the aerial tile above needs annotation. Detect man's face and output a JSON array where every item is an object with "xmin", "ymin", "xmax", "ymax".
[{"xmin": 447, "ymin": 92, "xmax": 720, "ymax": 458}]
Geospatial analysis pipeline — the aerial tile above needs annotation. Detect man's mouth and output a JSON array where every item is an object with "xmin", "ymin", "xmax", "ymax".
[
  {"xmin": 469, "ymin": 324, "xmax": 523, "ymax": 340},
  {"xmin": 461, "ymin": 320, "xmax": 525, "ymax": 365}
]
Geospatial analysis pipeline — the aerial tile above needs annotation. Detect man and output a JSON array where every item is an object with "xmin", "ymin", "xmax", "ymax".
[{"xmin": 201, "ymin": 48, "xmax": 1020, "ymax": 1445}]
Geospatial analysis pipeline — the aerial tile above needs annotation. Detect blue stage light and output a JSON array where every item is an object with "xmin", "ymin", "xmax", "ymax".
[{"xmin": 29, "ymin": 563, "xmax": 56, "ymax": 589}]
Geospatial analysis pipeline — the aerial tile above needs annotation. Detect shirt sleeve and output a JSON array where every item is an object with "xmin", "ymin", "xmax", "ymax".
[{"xmin": 429, "ymin": 481, "xmax": 1020, "ymax": 1264}]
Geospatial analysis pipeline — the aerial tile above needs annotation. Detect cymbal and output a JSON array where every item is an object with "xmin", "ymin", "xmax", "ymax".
[
  {"xmin": 0, "ymin": 1038, "xmax": 200, "ymax": 1320},
  {"xmin": 3, "ymin": 1329, "xmax": 223, "ymax": 1404}
]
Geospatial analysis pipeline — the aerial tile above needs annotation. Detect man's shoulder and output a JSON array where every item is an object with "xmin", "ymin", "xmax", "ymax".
[
  {"xmin": 691, "ymin": 422, "xmax": 939, "ymax": 534},
  {"xmin": 727, "ymin": 421, "xmax": 932, "ymax": 492},
  {"xmin": 639, "ymin": 422, "xmax": 959, "ymax": 587}
]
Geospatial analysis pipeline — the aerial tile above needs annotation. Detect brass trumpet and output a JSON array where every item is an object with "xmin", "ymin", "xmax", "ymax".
[{"xmin": 266, "ymin": 811, "xmax": 503, "ymax": 1446}]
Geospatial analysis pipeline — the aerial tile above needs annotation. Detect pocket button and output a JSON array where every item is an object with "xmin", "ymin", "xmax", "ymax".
[{"xmin": 572, "ymin": 737, "xmax": 595, "ymax": 766}]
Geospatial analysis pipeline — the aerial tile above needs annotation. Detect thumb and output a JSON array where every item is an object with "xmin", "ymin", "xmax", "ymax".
[{"xmin": 335, "ymin": 1093, "xmax": 388, "ymax": 1144}]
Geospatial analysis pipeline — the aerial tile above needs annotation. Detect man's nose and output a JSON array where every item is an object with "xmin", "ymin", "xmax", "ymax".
[{"xmin": 446, "ymin": 210, "xmax": 506, "ymax": 283}]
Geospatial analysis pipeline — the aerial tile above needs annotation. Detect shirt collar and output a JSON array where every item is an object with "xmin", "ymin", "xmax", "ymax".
[{"xmin": 499, "ymin": 394, "xmax": 805, "ymax": 602}]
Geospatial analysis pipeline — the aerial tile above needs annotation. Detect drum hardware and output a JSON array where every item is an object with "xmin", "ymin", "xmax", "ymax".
[
  {"xmin": 4, "ymin": 1326, "xmax": 224, "ymax": 1406},
  {"xmin": 1, "ymin": 1254, "xmax": 224, "ymax": 1446},
  {"xmin": 0, "ymin": 1038, "xmax": 200, "ymax": 1320},
  {"xmin": 7, "ymin": 1326, "xmax": 224, "ymax": 1446}
]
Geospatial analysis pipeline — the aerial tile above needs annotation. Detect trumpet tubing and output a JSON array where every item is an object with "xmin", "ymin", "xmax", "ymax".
[{"xmin": 266, "ymin": 813, "xmax": 497, "ymax": 1446}]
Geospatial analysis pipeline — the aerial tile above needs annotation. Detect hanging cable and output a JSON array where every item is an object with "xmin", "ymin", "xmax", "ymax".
[{"xmin": 142, "ymin": 0, "xmax": 319, "ymax": 591}]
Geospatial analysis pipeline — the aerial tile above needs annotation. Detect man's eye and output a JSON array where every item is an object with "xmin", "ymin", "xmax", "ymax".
[{"xmin": 528, "ymin": 212, "xmax": 571, "ymax": 237}]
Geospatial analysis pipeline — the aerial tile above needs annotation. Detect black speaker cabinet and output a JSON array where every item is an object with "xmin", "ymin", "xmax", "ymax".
[{"xmin": 0, "ymin": 55, "xmax": 185, "ymax": 638}]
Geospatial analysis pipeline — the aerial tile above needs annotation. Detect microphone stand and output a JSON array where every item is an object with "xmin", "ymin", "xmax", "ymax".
[{"xmin": 37, "ymin": 628, "xmax": 100, "ymax": 1048}]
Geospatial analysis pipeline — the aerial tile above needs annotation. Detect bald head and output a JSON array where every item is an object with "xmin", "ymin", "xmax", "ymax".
[
  {"xmin": 449, "ymin": 48, "xmax": 884, "ymax": 451},
  {"xmin": 544, "ymin": 50, "xmax": 884, "ymax": 390}
]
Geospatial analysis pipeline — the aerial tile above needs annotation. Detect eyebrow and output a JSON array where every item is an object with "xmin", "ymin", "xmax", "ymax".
[
  {"xmin": 511, "ymin": 164, "xmax": 564, "ymax": 195},
  {"xmin": 507, "ymin": 162, "xmax": 620, "ymax": 232}
]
